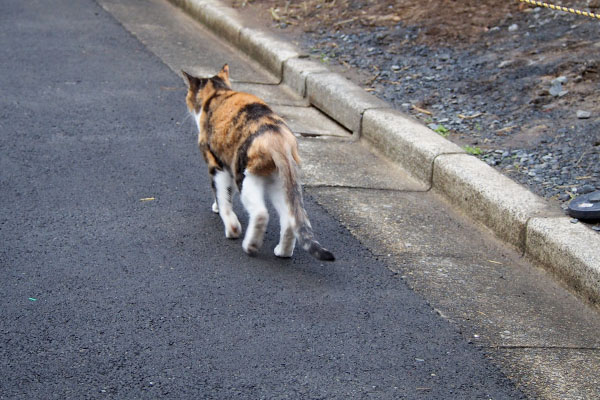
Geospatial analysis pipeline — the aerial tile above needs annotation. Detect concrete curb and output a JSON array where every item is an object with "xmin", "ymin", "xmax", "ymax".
[
  {"xmin": 527, "ymin": 217, "xmax": 600, "ymax": 303},
  {"xmin": 432, "ymin": 154, "xmax": 559, "ymax": 250},
  {"xmin": 306, "ymin": 72, "xmax": 388, "ymax": 135},
  {"xmin": 170, "ymin": 0, "xmax": 600, "ymax": 304}
]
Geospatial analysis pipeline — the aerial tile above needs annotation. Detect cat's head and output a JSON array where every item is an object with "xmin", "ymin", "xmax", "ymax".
[{"xmin": 182, "ymin": 64, "xmax": 232, "ymax": 115}]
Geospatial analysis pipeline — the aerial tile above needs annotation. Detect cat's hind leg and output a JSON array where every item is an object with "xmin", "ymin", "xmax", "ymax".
[
  {"xmin": 240, "ymin": 172, "xmax": 269, "ymax": 255},
  {"xmin": 268, "ymin": 178, "xmax": 295, "ymax": 258},
  {"xmin": 213, "ymin": 170, "xmax": 242, "ymax": 239}
]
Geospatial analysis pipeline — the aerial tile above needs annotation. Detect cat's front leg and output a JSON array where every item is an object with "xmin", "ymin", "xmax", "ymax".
[
  {"xmin": 213, "ymin": 170, "xmax": 241, "ymax": 239},
  {"xmin": 203, "ymin": 147, "xmax": 224, "ymax": 214}
]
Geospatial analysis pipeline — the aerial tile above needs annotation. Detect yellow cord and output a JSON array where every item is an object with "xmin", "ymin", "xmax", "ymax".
[{"xmin": 518, "ymin": 0, "xmax": 600, "ymax": 19}]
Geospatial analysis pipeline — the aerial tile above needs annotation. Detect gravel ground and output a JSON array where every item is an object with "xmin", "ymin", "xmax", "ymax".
[{"xmin": 233, "ymin": 0, "xmax": 600, "ymax": 230}]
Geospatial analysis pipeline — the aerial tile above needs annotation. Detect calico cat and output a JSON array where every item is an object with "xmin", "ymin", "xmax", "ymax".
[{"xmin": 182, "ymin": 65, "xmax": 334, "ymax": 261}]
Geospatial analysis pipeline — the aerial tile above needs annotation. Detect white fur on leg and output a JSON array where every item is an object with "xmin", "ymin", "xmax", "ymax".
[
  {"xmin": 214, "ymin": 170, "xmax": 241, "ymax": 239},
  {"xmin": 211, "ymin": 201, "xmax": 219, "ymax": 213},
  {"xmin": 268, "ymin": 177, "xmax": 296, "ymax": 258},
  {"xmin": 240, "ymin": 172, "xmax": 269, "ymax": 255}
]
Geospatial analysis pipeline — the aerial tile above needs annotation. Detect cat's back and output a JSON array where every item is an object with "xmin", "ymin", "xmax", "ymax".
[
  {"xmin": 207, "ymin": 90, "xmax": 291, "ymax": 165},
  {"xmin": 210, "ymin": 90, "xmax": 278, "ymax": 130}
]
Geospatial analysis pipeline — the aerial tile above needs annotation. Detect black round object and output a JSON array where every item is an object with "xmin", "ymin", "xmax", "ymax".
[{"xmin": 568, "ymin": 190, "xmax": 600, "ymax": 221}]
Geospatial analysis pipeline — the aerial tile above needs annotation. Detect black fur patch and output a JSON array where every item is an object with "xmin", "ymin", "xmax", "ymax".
[
  {"xmin": 308, "ymin": 242, "xmax": 335, "ymax": 261},
  {"xmin": 230, "ymin": 103, "xmax": 278, "ymax": 132},
  {"xmin": 208, "ymin": 146, "xmax": 224, "ymax": 170},
  {"xmin": 211, "ymin": 76, "xmax": 230, "ymax": 90}
]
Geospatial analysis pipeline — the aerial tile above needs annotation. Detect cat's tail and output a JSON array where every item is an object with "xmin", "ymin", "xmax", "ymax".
[{"xmin": 271, "ymin": 146, "xmax": 335, "ymax": 262}]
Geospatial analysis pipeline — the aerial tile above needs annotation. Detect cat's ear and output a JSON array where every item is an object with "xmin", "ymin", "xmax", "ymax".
[
  {"xmin": 217, "ymin": 64, "xmax": 232, "ymax": 87},
  {"xmin": 182, "ymin": 70, "xmax": 202, "ymax": 90}
]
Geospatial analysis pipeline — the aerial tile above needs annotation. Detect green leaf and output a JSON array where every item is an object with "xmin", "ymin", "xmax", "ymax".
[
  {"xmin": 464, "ymin": 145, "xmax": 483, "ymax": 155},
  {"xmin": 434, "ymin": 124, "xmax": 449, "ymax": 134}
]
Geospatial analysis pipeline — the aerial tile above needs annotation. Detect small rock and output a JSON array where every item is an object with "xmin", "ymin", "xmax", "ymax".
[
  {"xmin": 551, "ymin": 76, "xmax": 567, "ymax": 85},
  {"xmin": 577, "ymin": 110, "xmax": 591, "ymax": 119},
  {"xmin": 559, "ymin": 193, "xmax": 571, "ymax": 201},
  {"xmin": 498, "ymin": 60, "xmax": 513, "ymax": 68},
  {"xmin": 508, "ymin": 24, "xmax": 519, "ymax": 32},
  {"xmin": 549, "ymin": 83, "xmax": 568, "ymax": 97},
  {"xmin": 570, "ymin": 218, "xmax": 579, "ymax": 224},
  {"xmin": 580, "ymin": 184, "xmax": 595, "ymax": 194},
  {"xmin": 593, "ymin": 225, "xmax": 600, "ymax": 232}
]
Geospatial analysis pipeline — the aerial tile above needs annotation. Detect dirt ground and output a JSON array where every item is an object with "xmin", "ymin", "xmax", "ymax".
[
  {"xmin": 232, "ymin": 0, "xmax": 523, "ymax": 44},
  {"xmin": 230, "ymin": 0, "xmax": 600, "ymax": 227}
]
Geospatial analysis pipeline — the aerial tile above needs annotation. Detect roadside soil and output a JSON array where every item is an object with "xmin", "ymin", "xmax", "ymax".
[{"xmin": 231, "ymin": 0, "xmax": 600, "ymax": 229}]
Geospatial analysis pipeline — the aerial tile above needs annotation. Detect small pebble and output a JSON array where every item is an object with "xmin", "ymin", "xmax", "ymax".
[
  {"xmin": 592, "ymin": 225, "xmax": 600, "ymax": 232},
  {"xmin": 580, "ymin": 184, "xmax": 595, "ymax": 194},
  {"xmin": 508, "ymin": 24, "xmax": 519, "ymax": 32},
  {"xmin": 549, "ymin": 85, "xmax": 568, "ymax": 97},
  {"xmin": 558, "ymin": 193, "xmax": 571, "ymax": 201},
  {"xmin": 570, "ymin": 218, "xmax": 579, "ymax": 224},
  {"xmin": 498, "ymin": 60, "xmax": 513, "ymax": 68},
  {"xmin": 577, "ymin": 110, "xmax": 591, "ymax": 119}
]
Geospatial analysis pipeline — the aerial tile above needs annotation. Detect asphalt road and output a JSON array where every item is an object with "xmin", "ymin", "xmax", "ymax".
[{"xmin": 0, "ymin": 0, "xmax": 526, "ymax": 398}]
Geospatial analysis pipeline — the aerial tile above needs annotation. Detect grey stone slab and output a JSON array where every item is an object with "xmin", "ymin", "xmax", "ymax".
[
  {"xmin": 168, "ymin": 0, "xmax": 245, "ymax": 47},
  {"xmin": 234, "ymin": 83, "xmax": 308, "ymax": 107},
  {"xmin": 307, "ymin": 187, "xmax": 600, "ymax": 350},
  {"xmin": 238, "ymin": 27, "xmax": 302, "ymax": 77},
  {"xmin": 306, "ymin": 72, "xmax": 388, "ymax": 135},
  {"xmin": 495, "ymin": 348, "xmax": 600, "ymax": 400},
  {"xmin": 527, "ymin": 217, "xmax": 600, "ymax": 305},
  {"xmin": 98, "ymin": 0, "xmax": 278, "ymax": 84},
  {"xmin": 171, "ymin": 0, "xmax": 302, "ymax": 78},
  {"xmin": 271, "ymin": 105, "xmax": 351, "ymax": 138},
  {"xmin": 433, "ymin": 153, "xmax": 554, "ymax": 251},
  {"xmin": 283, "ymin": 58, "xmax": 329, "ymax": 97},
  {"xmin": 362, "ymin": 108, "xmax": 464, "ymax": 184},
  {"xmin": 298, "ymin": 138, "xmax": 426, "ymax": 191}
]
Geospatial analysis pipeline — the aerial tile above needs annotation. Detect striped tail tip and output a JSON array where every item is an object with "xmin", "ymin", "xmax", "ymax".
[{"xmin": 307, "ymin": 241, "xmax": 335, "ymax": 262}]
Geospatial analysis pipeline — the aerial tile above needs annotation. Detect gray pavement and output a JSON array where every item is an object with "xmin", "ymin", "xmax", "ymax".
[
  {"xmin": 0, "ymin": 0, "xmax": 525, "ymax": 398},
  {"xmin": 0, "ymin": 0, "xmax": 598, "ymax": 399}
]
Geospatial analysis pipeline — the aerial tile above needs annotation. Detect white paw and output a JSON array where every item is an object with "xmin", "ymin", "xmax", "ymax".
[
  {"xmin": 243, "ymin": 236, "xmax": 263, "ymax": 255},
  {"xmin": 211, "ymin": 202, "xmax": 219, "ymax": 214},
  {"xmin": 224, "ymin": 217, "xmax": 242, "ymax": 239},
  {"xmin": 274, "ymin": 244, "xmax": 293, "ymax": 258},
  {"xmin": 242, "ymin": 241, "xmax": 259, "ymax": 255}
]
